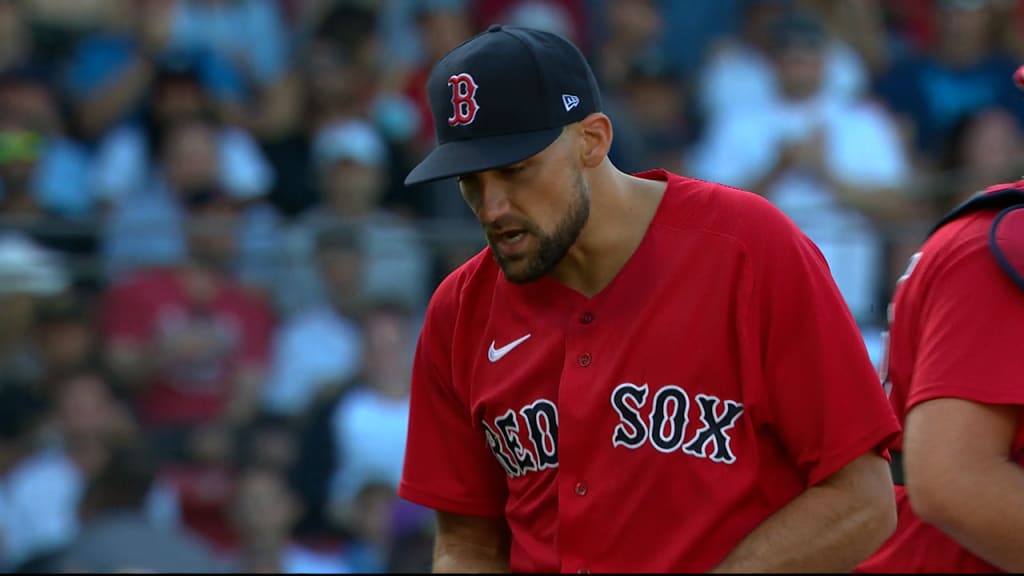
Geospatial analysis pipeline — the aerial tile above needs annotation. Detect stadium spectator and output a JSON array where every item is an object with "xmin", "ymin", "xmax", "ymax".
[
  {"xmin": 99, "ymin": 151, "xmax": 274, "ymax": 442},
  {"xmin": 695, "ymin": 0, "xmax": 869, "ymax": 123},
  {"xmin": 874, "ymin": 0, "xmax": 1024, "ymax": 167},
  {"xmin": 689, "ymin": 8, "xmax": 913, "ymax": 363},
  {"xmin": 57, "ymin": 442, "xmax": 221, "ymax": 573},
  {"xmin": 327, "ymin": 298, "xmax": 414, "ymax": 519},
  {"xmin": 0, "ymin": 383, "xmax": 69, "ymax": 571},
  {"xmin": 0, "ymin": 233, "xmax": 68, "ymax": 386},
  {"xmin": 263, "ymin": 226, "xmax": 365, "ymax": 417},
  {"xmin": 100, "ymin": 112, "xmax": 279, "ymax": 290},
  {"xmin": 934, "ymin": 105, "xmax": 1024, "ymax": 214},
  {"xmin": 277, "ymin": 117, "xmax": 430, "ymax": 313},
  {"xmin": 226, "ymin": 463, "xmax": 353, "ymax": 573}
]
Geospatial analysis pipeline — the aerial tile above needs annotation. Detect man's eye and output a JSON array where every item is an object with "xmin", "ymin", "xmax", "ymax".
[{"xmin": 500, "ymin": 165, "xmax": 525, "ymax": 176}]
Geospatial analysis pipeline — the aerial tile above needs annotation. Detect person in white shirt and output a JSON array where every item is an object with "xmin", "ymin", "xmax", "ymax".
[
  {"xmin": 274, "ymin": 118, "xmax": 430, "ymax": 316},
  {"xmin": 696, "ymin": 0, "xmax": 869, "ymax": 124},
  {"xmin": 689, "ymin": 9, "xmax": 912, "ymax": 364},
  {"xmin": 328, "ymin": 297, "xmax": 416, "ymax": 512},
  {"xmin": 262, "ymin": 227, "xmax": 365, "ymax": 417}
]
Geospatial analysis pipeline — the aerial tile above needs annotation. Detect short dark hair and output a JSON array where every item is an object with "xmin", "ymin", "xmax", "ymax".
[
  {"xmin": 33, "ymin": 291, "xmax": 90, "ymax": 325},
  {"xmin": 0, "ymin": 382, "xmax": 48, "ymax": 442},
  {"xmin": 314, "ymin": 1, "xmax": 378, "ymax": 55},
  {"xmin": 356, "ymin": 293, "xmax": 418, "ymax": 323},
  {"xmin": 770, "ymin": 9, "xmax": 826, "ymax": 52},
  {"xmin": 0, "ymin": 63, "xmax": 50, "ymax": 93},
  {"xmin": 233, "ymin": 411, "xmax": 296, "ymax": 469}
]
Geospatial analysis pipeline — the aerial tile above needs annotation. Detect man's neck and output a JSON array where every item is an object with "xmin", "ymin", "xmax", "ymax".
[
  {"xmin": 551, "ymin": 165, "xmax": 666, "ymax": 298},
  {"xmin": 178, "ymin": 260, "xmax": 224, "ymax": 306}
]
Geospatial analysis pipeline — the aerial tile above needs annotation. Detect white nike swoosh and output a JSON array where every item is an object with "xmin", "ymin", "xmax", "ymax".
[{"xmin": 488, "ymin": 334, "xmax": 532, "ymax": 363}]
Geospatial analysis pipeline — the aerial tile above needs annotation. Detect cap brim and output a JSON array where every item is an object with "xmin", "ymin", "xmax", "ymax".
[{"xmin": 404, "ymin": 126, "xmax": 564, "ymax": 186}]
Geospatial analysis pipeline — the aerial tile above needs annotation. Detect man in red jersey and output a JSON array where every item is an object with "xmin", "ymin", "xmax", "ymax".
[
  {"xmin": 400, "ymin": 25, "xmax": 899, "ymax": 573},
  {"xmin": 857, "ymin": 148, "xmax": 1024, "ymax": 569}
]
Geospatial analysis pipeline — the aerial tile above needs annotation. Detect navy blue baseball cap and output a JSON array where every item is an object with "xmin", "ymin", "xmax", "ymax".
[{"xmin": 404, "ymin": 25, "xmax": 602, "ymax": 186}]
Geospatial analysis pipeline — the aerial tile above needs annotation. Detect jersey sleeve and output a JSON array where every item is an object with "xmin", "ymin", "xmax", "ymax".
[
  {"xmin": 907, "ymin": 241, "xmax": 1024, "ymax": 408},
  {"xmin": 745, "ymin": 201, "xmax": 900, "ymax": 487},
  {"xmin": 399, "ymin": 274, "xmax": 509, "ymax": 517}
]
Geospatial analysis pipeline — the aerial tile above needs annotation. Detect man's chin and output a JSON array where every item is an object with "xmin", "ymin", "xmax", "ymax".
[
  {"xmin": 502, "ymin": 271, "xmax": 539, "ymax": 284},
  {"xmin": 493, "ymin": 252, "xmax": 545, "ymax": 284}
]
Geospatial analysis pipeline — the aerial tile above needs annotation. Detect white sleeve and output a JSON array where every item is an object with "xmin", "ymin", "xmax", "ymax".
[
  {"xmin": 829, "ymin": 104, "xmax": 910, "ymax": 190},
  {"xmin": 696, "ymin": 46, "xmax": 776, "ymax": 120},
  {"xmin": 6, "ymin": 453, "xmax": 80, "ymax": 565},
  {"xmin": 89, "ymin": 127, "xmax": 147, "ymax": 204},
  {"xmin": 687, "ymin": 112, "xmax": 778, "ymax": 190},
  {"xmin": 218, "ymin": 128, "xmax": 274, "ymax": 200},
  {"xmin": 824, "ymin": 41, "xmax": 869, "ymax": 102}
]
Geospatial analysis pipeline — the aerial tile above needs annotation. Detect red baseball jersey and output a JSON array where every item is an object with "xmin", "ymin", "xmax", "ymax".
[
  {"xmin": 400, "ymin": 170, "xmax": 899, "ymax": 573},
  {"xmin": 101, "ymin": 269, "xmax": 273, "ymax": 427},
  {"xmin": 858, "ymin": 183, "xmax": 1024, "ymax": 573}
]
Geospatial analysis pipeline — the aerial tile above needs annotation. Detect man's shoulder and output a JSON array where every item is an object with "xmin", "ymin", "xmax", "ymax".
[
  {"xmin": 916, "ymin": 195, "xmax": 1024, "ymax": 289},
  {"xmin": 104, "ymin": 267, "xmax": 177, "ymax": 295},
  {"xmin": 416, "ymin": 247, "xmax": 507, "ymax": 355},
  {"xmin": 430, "ymin": 247, "xmax": 498, "ymax": 308},
  {"xmin": 68, "ymin": 514, "xmax": 219, "ymax": 572},
  {"xmin": 655, "ymin": 171, "xmax": 804, "ymax": 250},
  {"xmin": 280, "ymin": 305, "xmax": 361, "ymax": 342},
  {"xmin": 7, "ymin": 447, "xmax": 78, "ymax": 500},
  {"xmin": 925, "ymin": 210, "xmax": 996, "ymax": 252}
]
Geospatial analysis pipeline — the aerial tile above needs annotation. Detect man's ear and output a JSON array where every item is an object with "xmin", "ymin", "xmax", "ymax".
[{"xmin": 578, "ymin": 112, "xmax": 613, "ymax": 169}]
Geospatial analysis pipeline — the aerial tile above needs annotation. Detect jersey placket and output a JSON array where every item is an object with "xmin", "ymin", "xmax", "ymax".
[{"xmin": 556, "ymin": 302, "xmax": 601, "ymax": 574}]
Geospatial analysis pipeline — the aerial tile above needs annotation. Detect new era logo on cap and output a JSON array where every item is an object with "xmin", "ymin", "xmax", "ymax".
[{"xmin": 562, "ymin": 94, "xmax": 580, "ymax": 112}]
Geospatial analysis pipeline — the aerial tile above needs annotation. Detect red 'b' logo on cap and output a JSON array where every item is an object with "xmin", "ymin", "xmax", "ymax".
[{"xmin": 448, "ymin": 73, "xmax": 480, "ymax": 127}]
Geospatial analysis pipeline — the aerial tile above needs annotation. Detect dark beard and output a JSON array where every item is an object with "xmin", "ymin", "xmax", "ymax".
[{"xmin": 494, "ymin": 169, "xmax": 590, "ymax": 284}]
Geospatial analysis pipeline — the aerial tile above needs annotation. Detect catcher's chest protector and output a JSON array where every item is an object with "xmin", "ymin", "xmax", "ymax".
[{"xmin": 930, "ymin": 187, "xmax": 1024, "ymax": 292}]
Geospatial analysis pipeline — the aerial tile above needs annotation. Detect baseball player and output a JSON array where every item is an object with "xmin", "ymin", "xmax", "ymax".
[
  {"xmin": 399, "ymin": 25, "xmax": 900, "ymax": 573},
  {"xmin": 856, "ymin": 72, "xmax": 1024, "ymax": 574}
]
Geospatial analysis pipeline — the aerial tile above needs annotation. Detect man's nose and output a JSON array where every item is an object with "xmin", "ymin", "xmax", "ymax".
[{"xmin": 477, "ymin": 181, "xmax": 512, "ymax": 224}]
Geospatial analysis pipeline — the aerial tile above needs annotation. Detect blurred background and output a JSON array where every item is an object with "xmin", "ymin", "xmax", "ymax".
[{"xmin": 0, "ymin": 0, "xmax": 1022, "ymax": 572}]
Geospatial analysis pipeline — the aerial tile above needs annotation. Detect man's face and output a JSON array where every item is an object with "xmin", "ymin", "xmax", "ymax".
[
  {"xmin": 163, "ymin": 120, "xmax": 219, "ymax": 191},
  {"xmin": 321, "ymin": 159, "xmax": 385, "ymax": 217},
  {"xmin": 37, "ymin": 317, "xmax": 93, "ymax": 373},
  {"xmin": 775, "ymin": 42, "xmax": 825, "ymax": 100},
  {"xmin": 419, "ymin": 9, "xmax": 472, "ymax": 61},
  {"xmin": 56, "ymin": 374, "xmax": 134, "ymax": 477},
  {"xmin": 458, "ymin": 129, "xmax": 590, "ymax": 284},
  {"xmin": 153, "ymin": 76, "xmax": 207, "ymax": 125},
  {"xmin": 186, "ymin": 199, "xmax": 239, "ymax": 267},
  {"xmin": 317, "ymin": 245, "xmax": 363, "ymax": 305},
  {"xmin": 938, "ymin": 1, "xmax": 992, "ymax": 51},
  {"xmin": 231, "ymin": 468, "xmax": 298, "ymax": 544},
  {"xmin": 363, "ymin": 307, "xmax": 414, "ymax": 390}
]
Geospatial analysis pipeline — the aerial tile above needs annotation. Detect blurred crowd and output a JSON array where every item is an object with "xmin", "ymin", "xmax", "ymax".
[{"xmin": 0, "ymin": 0, "xmax": 1023, "ymax": 572}]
